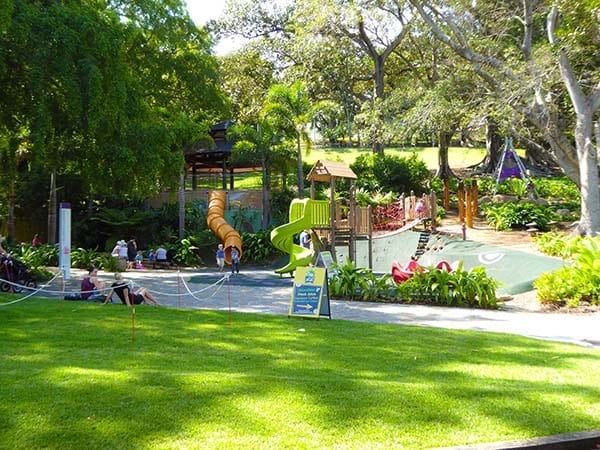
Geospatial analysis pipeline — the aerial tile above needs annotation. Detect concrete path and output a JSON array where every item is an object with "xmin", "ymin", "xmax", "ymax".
[{"xmin": 55, "ymin": 267, "xmax": 600, "ymax": 349}]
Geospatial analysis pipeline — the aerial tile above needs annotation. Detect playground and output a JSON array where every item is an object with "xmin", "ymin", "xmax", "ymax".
[{"xmin": 267, "ymin": 160, "xmax": 563, "ymax": 297}]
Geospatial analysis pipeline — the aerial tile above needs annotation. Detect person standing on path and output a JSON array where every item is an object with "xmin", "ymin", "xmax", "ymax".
[
  {"xmin": 216, "ymin": 244, "xmax": 225, "ymax": 271},
  {"xmin": 230, "ymin": 246, "xmax": 240, "ymax": 276},
  {"xmin": 127, "ymin": 237, "xmax": 137, "ymax": 270}
]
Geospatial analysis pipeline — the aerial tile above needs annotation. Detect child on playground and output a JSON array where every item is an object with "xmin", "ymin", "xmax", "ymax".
[
  {"xmin": 230, "ymin": 246, "xmax": 240, "ymax": 276},
  {"xmin": 135, "ymin": 250, "xmax": 144, "ymax": 269},
  {"xmin": 216, "ymin": 243, "xmax": 225, "ymax": 271}
]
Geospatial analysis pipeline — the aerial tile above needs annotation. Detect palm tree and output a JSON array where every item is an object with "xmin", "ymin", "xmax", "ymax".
[{"xmin": 262, "ymin": 81, "xmax": 312, "ymax": 197}]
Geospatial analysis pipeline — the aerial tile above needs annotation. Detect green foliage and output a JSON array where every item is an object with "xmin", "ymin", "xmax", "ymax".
[
  {"xmin": 329, "ymin": 260, "xmax": 497, "ymax": 308},
  {"xmin": 533, "ymin": 232, "xmax": 577, "ymax": 257},
  {"xmin": 269, "ymin": 189, "xmax": 296, "ymax": 225},
  {"xmin": 534, "ymin": 235, "xmax": 600, "ymax": 307},
  {"xmin": 481, "ymin": 202, "xmax": 557, "ymax": 231},
  {"xmin": 394, "ymin": 263, "xmax": 498, "ymax": 308},
  {"xmin": 355, "ymin": 189, "xmax": 395, "ymax": 207},
  {"xmin": 172, "ymin": 238, "xmax": 202, "ymax": 267},
  {"xmin": 70, "ymin": 248, "xmax": 104, "ymax": 270},
  {"xmin": 240, "ymin": 230, "xmax": 280, "ymax": 263},
  {"xmin": 329, "ymin": 260, "xmax": 369, "ymax": 300},
  {"xmin": 351, "ymin": 153, "xmax": 430, "ymax": 195},
  {"xmin": 532, "ymin": 177, "xmax": 580, "ymax": 201},
  {"xmin": 97, "ymin": 254, "xmax": 122, "ymax": 273},
  {"xmin": 14, "ymin": 244, "xmax": 58, "ymax": 269}
]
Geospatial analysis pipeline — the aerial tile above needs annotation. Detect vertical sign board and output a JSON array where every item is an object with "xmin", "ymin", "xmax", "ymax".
[
  {"xmin": 289, "ymin": 267, "xmax": 331, "ymax": 319},
  {"xmin": 59, "ymin": 203, "xmax": 71, "ymax": 280},
  {"xmin": 315, "ymin": 251, "xmax": 337, "ymax": 279}
]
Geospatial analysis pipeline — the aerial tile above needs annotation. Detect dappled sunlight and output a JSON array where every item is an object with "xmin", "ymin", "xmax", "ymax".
[{"xmin": 1, "ymin": 301, "xmax": 599, "ymax": 448}]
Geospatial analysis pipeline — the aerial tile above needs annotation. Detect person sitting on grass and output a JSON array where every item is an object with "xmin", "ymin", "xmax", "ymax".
[
  {"xmin": 81, "ymin": 266, "xmax": 106, "ymax": 302},
  {"xmin": 103, "ymin": 272, "xmax": 160, "ymax": 306}
]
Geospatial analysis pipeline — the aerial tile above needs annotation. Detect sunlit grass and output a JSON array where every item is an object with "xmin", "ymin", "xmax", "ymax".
[
  {"xmin": 306, "ymin": 145, "xmax": 487, "ymax": 170},
  {"xmin": 190, "ymin": 146, "xmax": 488, "ymax": 190},
  {"xmin": 1, "ymin": 298, "xmax": 599, "ymax": 448}
]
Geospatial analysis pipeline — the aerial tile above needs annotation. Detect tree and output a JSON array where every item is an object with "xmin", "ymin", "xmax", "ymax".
[
  {"xmin": 0, "ymin": 0, "xmax": 227, "ymax": 242},
  {"xmin": 295, "ymin": 0, "xmax": 413, "ymax": 153},
  {"xmin": 263, "ymin": 81, "xmax": 313, "ymax": 196},
  {"xmin": 409, "ymin": 0, "xmax": 600, "ymax": 236},
  {"xmin": 219, "ymin": 49, "xmax": 275, "ymax": 123}
]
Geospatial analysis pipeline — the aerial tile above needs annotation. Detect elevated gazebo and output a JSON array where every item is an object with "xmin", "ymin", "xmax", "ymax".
[{"xmin": 184, "ymin": 120, "xmax": 260, "ymax": 191}]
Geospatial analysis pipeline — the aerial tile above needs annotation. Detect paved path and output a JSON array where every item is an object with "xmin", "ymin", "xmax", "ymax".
[{"xmin": 56, "ymin": 267, "xmax": 600, "ymax": 349}]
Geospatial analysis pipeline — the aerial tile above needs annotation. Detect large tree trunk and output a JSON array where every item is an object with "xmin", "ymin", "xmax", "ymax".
[
  {"xmin": 473, "ymin": 117, "xmax": 503, "ymax": 173},
  {"xmin": 574, "ymin": 112, "xmax": 600, "ymax": 235},
  {"xmin": 435, "ymin": 130, "xmax": 456, "ymax": 179}
]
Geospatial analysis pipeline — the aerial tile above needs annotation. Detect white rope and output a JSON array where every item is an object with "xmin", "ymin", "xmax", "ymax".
[
  {"xmin": 0, "ymin": 270, "xmax": 63, "ymax": 306},
  {"xmin": 1, "ymin": 269, "xmax": 230, "ymax": 306},
  {"xmin": 179, "ymin": 273, "xmax": 228, "ymax": 303},
  {"xmin": 130, "ymin": 273, "xmax": 227, "ymax": 297}
]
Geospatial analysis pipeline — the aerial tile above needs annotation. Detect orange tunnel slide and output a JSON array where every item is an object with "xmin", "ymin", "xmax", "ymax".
[{"xmin": 206, "ymin": 191, "xmax": 243, "ymax": 264}]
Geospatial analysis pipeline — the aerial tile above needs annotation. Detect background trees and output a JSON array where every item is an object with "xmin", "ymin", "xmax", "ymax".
[{"xmin": 0, "ymin": 0, "xmax": 227, "ymax": 243}]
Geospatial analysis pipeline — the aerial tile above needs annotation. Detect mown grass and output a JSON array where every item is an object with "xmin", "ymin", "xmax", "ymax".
[
  {"xmin": 1, "ymin": 298, "xmax": 599, "ymax": 449},
  {"xmin": 197, "ymin": 146, "xmax": 488, "ymax": 190},
  {"xmin": 306, "ymin": 145, "xmax": 487, "ymax": 170}
]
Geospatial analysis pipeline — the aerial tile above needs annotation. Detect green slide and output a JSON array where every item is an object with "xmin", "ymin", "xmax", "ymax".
[{"xmin": 271, "ymin": 199, "xmax": 330, "ymax": 275}]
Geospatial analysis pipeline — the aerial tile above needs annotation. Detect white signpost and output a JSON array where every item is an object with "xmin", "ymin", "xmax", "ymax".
[{"xmin": 59, "ymin": 203, "xmax": 71, "ymax": 280}]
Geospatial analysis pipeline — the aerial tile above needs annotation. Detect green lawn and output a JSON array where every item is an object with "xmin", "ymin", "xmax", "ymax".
[
  {"xmin": 306, "ymin": 145, "xmax": 487, "ymax": 170},
  {"xmin": 1, "ymin": 298, "xmax": 599, "ymax": 449},
  {"xmin": 194, "ymin": 146, "xmax": 488, "ymax": 190}
]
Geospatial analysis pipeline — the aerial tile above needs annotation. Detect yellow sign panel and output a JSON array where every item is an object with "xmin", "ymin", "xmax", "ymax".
[{"xmin": 289, "ymin": 267, "xmax": 330, "ymax": 319}]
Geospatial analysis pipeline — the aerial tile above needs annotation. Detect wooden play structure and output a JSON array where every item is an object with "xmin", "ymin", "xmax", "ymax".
[{"xmin": 305, "ymin": 160, "xmax": 437, "ymax": 269}]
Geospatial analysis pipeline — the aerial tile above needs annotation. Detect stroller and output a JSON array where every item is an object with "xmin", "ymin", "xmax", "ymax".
[{"xmin": 0, "ymin": 254, "xmax": 38, "ymax": 293}]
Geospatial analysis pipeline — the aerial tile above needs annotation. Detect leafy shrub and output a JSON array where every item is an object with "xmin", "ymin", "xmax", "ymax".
[
  {"xmin": 533, "ymin": 235, "xmax": 600, "ymax": 307},
  {"xmin": 481, "ymin": 201, "xmax": 557, "ymax": 231},
  {"xmin": 533, "ymin": 176, "xmax": 580, "ymax": 201},
  {"xmin": 351, "ymin": 153, "xmax": 430, "ymax": 195},
  {"xmin": 355, "ymin": 189, "xmax": 395, "ymax": 207},
  {"xmin": 15, "ymin": 244, "xmax": 58, "ymax": 269},
  {"xmin": 393, "ymin": 263, "xmax": 498, "ymax": 308},
  {"xmin": 172, "ymin": 238, "xmax": 203, "ymax": 267},
  {"xmin": 241, "ymin": 230, "xmax": 280, "ymax": 263},
  {"xmin": 71, "ymin": 248, "xmax": 104, "ymax": 269},
  {"xmin": 97, "ymin": 254, "xmax": 123, "ymax": 272},
  {"xmin": 533, "ymin": 232, "xmax": 580, "ymax": 258},
  {"xmin": 329, "ymin": 260, "xmax": 497, "ymax": 308},
  {"xmin": 329, "ymin": 260, "xmax": 370, "ymax": 300},
  {"xmin": 270, "ymin": 189, "xmax": 296, "ymax": 225}
]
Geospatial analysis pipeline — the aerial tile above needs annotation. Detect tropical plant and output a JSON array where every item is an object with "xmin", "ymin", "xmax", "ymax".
[
  {"xmin": 240, "ymin": 230, "xmax": 280, "ymax": 263},
  {"xmin": 534, "ymin": 235, "xmax": 600, "ymax": 307},
  {"xmin": 172, "ymin": 238, "xmax": 202, "ymax": 267},
  {"xmin": 15, "ymin": 244, "xmax": 58, "ymax": 269},
  {"xmin": 329, "ymin": 260, "xmax": 369, "ymax": 300},
  {"xmin": 394, "ymin": 263, "xmax": 498, "ymax": 308},
  {"xmin": 481, "ymin": 202, "xmax": 557, "ymax": 231},
  {"xmin": 70, "ymin": 248, "xmax": 104, "ymax": 270}
]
